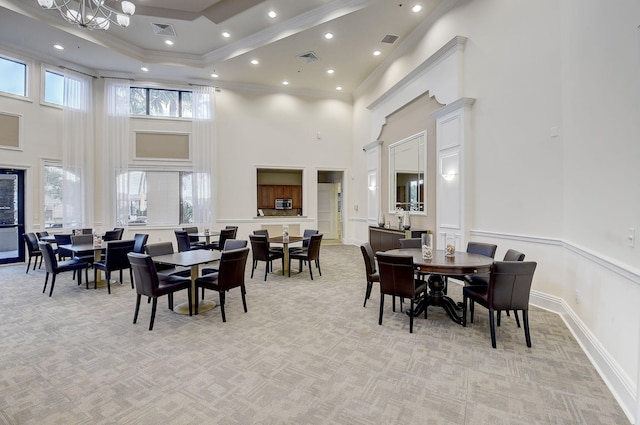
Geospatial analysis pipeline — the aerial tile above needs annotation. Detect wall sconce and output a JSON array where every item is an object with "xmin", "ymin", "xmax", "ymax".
[{"xmin": 441, "ymin": 171, "xmax": 458, "ymax": 181}]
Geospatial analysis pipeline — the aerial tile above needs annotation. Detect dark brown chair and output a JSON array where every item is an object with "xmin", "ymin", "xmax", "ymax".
[
  {"xmin": 376, "ymin": 252, "xmax": 427, "ymax": 333},
  {"xmin": 128, "ymin": 253, "xmax": 192, "ymax": 330},
  {"xmin": 253, "ymin": 229, "xmax": 283, "ymax": 254},
  {"xmin": 208, "ymin": 228, "xmax": 236, "ymax": 251},
  {"xmin": 35, "ymin": 231, "xmax": 49, "ymax": 240},
  {"xmin": 182, "ymin": 226, "xmax": 205, "ymax": 249},
  {"xmin": 133, "ymin": 233, "xmax": 149, "ymax": 254},
  {"xmin": 53, "ymin": 233, "xmax": 73, "ymax": 260},
  {"xmin": 462, "ymin": 261, "xmax": 537, "ymax": 348},
  {"xmin": 145, "ymin": 242, "xmax": 191, "ymax": 279},
  {"xmin": 225, "ymin": 225, "xmax": 239, "ymax": 239},
  {"xmin": 103, "ymin": 230, "xmax": 122, "ymax": 242},
  {"xmin": 38, "ymin": 242, "xmax": 89, "ymax": 296},
  {"xmin": 249, "ymin": 234, "xmax": 284, "ymax": 281},
  {"xmin": 93, "ymin": 240, "xmax": 136, "ymax": 293},
  {"xmin": 194, "ymin": 247, "xmax": 250, "ymax": 322},
  {"xmin": 23, "ymin": 233, "xmax": 42, "ymax": 273},
  {"xmin": 80, "ymin": 228, "xmax": 93, "ymax": 235},
  {"xmin": 289, "ymin": 234, "xmax": 323, "ymax": 279},
  {"xmin": 398, "ymin": 238, "xmax": 421, "ymax": 248},
  {"xmin": 360, "ymin": 242, "xmax": 379, "ymax": 307},
  {"xmin": 202, "ymin": 239, "xmax": 247, "ymax": 275},
  {"xmin": 70, "ymin": 234, "xmax": 95, "ymax": 265},
  {"xmin": 444, "ymin": 241, "xmax": 498, "ymax": 293}
]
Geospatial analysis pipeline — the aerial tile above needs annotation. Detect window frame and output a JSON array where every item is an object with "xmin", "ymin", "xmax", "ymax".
[
  {"xmin": 41, "ymin": 67, "xmax": 64, "ymax": 108},
  {"xmin": 0, "ymin": 52, "xmax": 30, "ymax": 100},
  {"xmin": 129, "ymin": 86, "xmax": 194, "ymax": 118}
]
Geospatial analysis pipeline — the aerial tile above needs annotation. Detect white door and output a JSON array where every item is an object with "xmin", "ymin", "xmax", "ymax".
[{"xmin": 317, "ymin": 183, "xmax": 337, "ymax": 239}]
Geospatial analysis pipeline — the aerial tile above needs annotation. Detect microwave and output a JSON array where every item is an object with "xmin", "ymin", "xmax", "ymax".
[{"xmin": 275, "ymin": 199, "xmax": 292, "ymax": 209}]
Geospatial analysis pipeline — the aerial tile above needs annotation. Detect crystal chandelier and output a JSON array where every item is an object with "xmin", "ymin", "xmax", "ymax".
[{"xmin": 37, "ymin": 0, "xmax": 136, "ymax": 30}]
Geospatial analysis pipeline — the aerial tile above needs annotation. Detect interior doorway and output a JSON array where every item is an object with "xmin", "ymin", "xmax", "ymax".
[
  {"xmin": 317, "ymin": 170, "xmax": 344, "ymax": 244},
  {"xmin": 0, "ymin": 169, "xmax": 25, "ymax": 265}
]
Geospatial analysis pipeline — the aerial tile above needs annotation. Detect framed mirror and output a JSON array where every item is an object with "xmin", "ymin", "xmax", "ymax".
[{"xmin": 389, "ymin": 131, "xmax": 426, "ymax": 215}]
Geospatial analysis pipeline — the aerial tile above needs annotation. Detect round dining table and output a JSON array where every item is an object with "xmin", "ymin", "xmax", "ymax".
[{"xmin": 383, "ymin": 248, "xmax": 494, "ymax": 325}]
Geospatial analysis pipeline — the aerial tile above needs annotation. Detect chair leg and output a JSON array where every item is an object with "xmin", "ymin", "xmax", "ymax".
[
  {"xmin": 149, "ymin": 298, "xmax": 157, "ymax": 330},
  {"xmin": 168, "ymin": 293, "xmax": 173, "ymax": 310},
  {"xmin": 219, "ymin": 291, "xmax": 226, "ymax": 322},
  {"xmin": 25, "ymin": 257, "xmax": 31, "ymax": 273},
  {"xmin": 130, "ymin": 269, "xmax": 134, "ymax": 289},
  {"xmin": 378, "ymin": 294, "xmax": 384, "ymax": 325},
  {"xmin": 308, "ymin": 262, "xmax": 313, "ymax": 280},
  {"xmin": 462, "ymin": 295, "xmax": 467, "ymax": 327},
  {"xmin": 409, "ymin": 299, "xmax": 414, "ymax": 333},
  {"xmin": 264, "ymin": 262, "xmax": 268, "ymax": 281},
  {"xmin": 469, "ymin": 300, "xmax": 475, "ymax": 323},
  {"xmin": 497, "ymin": 310, "xmax": 501, "ymax": 327},
  {"xmin": 316, "ymin": 260, "xmax": 321, "ymax": 276},
  {"xmin": 298, "ymin": 259, "xmax": 303, "ymax": 273},
  {"xmin": 513, "ymin": 310, "xmax": 521, "ymax": 328},
  {"xmin": 42, "ymin": 272, "xmax": 49, "ymax": 293},
  {"xmin": 119, "ymin": 269, "xmax": 123, "ymax": 284},
  {"xmin": 392, "ymin": 296, "xmax": 396, "ymax": 312},
  {"xmin": 106, "ymin": 271, "xmax": 111, "ymax": 294},
  {"xmin": 194, "ymin": 287, "xmax": 199, "ymax": 315},
  {"xmin": 363, "ymin": 281, "xmax": 373, "ymax": 307},
  {"xmin": 133, "ymin": 294, "xmax": 141, "ymax": 324},
  {"xmin": 489, "ymin": 309, "xmax": 497, "ymax": 348},
  {"xmin": 241, "ymin": 285, "xmax": 247, "ymax": 313},
  {"xmin": 251, "ymin": 260, "xmax": 256, "ymax": 278},
  {"xmin": 523, "ymin": 310, "xmax": 531, "ymax": 347},
  {"xmin": 48, "ymin": 275, "xmax": 57, "ymax": 297},
  {"xmin": 187, "ymin": 287, "xmax": 193, "ymax": 316}
]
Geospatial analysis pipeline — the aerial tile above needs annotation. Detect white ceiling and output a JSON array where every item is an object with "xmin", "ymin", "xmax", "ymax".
[{"xmin": 0, "ymin": 0, "xmax": 443, "ymax": 95}]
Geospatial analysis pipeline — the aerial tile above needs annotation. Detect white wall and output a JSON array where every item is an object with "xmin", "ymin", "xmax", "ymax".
[{"xmin": 351, "ymin": 0, "xmax": 640, "ymax": 421}]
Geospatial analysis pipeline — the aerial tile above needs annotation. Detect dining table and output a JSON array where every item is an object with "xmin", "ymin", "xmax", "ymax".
[
  {"xmin": 187, "ymin": 231, "xmax": 220, "ymax": 245},
  {"xmin": 383, "ymin": 248, "xmax": 494, "ymax": 325},
  {"xmin": 268, "ymin": 235, "xmax": 304, "ymax": 276},
  {"xmin": 58, "ymin": 242, "xmax": 108, "ymax": 287},
  {"xmin": 151, "ymin": 249, "xmax": 220, "ymax": 315}
]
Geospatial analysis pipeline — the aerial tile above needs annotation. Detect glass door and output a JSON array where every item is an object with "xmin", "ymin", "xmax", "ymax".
[{"xmin": 0, "ymin": 169, "xmax": 25, "ymax": 264}]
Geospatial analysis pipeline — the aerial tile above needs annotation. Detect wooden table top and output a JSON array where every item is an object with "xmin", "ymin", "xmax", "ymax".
[
  {"xmin": 268, "ymin": 236, "xmax": 304, "ymax": 244},
  {"xmin": 382, "ymin": 248, "xmax": 494, "ymax": 275}
]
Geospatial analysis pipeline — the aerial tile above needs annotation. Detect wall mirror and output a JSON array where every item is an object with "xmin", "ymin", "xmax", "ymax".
[{"xmin": 389, "ymin": 131, "xmax": 426, "ymax": 214}]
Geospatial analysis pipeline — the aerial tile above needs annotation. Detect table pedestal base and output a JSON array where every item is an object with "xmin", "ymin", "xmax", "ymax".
[
  {"xmin": 174, "ymin": 300, "xmax": 216, "ymax": 315},
  {"xmin": 408, "ymin": 275, "xmax": 463, "ymax": 325}
]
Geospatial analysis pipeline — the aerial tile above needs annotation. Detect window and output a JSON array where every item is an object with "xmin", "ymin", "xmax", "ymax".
[
  {"xmin": 130, "ymin": 87, "xmax": 197, "ymax": 118},
  {"xmin": 119, "ymin": 170, "xmax": 194, "ymax": 226},
  {"xmin": 44, "ymin": 70, "xmax": 64, "ymax": 105},
  {"xmin": 0, "ymin": 56, "xmax": 27, "ymax": 97},
  {"xmin": 43, "ymin": 164, "xmax": 64, "ymax": 228}
]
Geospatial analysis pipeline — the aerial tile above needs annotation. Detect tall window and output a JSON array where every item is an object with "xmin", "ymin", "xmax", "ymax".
[
  {"xmin": 130, "ymin": 87, "xmax": 196, "ymax": 118},
  {"xmin": 0, "ymin": 56, "xmax": 27, "ymax": 97},
  {"xmin": 44, "ymin": 70, "xmax": 64, "ymax": 105},
  {"xmin": 118, "ymin": 170, "xmax": 194, "ymax": 226}
]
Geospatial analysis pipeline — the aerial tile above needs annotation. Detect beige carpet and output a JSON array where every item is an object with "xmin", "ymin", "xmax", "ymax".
[{"xmin": 0, "ymin": 244, "xmax": 629, "ymax": 424}]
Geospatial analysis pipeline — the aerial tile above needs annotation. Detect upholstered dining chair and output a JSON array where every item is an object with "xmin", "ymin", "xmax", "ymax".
[
  {"xmin": 444, "ymin": 241, "xmax": 498, "ymax": 293},
  {"xmin": 182, "ymin": 226, "xmax": 205, "ymax": 249},
  {"xmin": 207, "ymin": 228, "xmax": 236, "ymax": 251},
  {"xmin": 224, "ymin": 225, "xmax": 239, "ymax": 239},
  {"xmin": 249, "ymin": 234, "xmax": 284, "ymax": 281},
  {"xmin": 38, "ymin": 242, "xmax": 90, "ymax": 296},
  {"xmin": 53, "ymin": 234, "xmax": 73, "ymax": 260},
  {"xmin": 127, "ymin": 253, "xmax": 192, "ymax": 330},
  {"xmin": 376, "ymin": 252, "xmax": 427, "ymax": 333},
  {"xmin": 360, "ymin": 242, "xmax": 379, "ymax": 307},
  {"xmin": 398, "ymin": 238, "xmax": 421, "ymax": 248},
  {"xmin": 133, "ymin": 233, "xmax": 149, "ymax": 254},
  {"xmin": 174, "ymin": 230, "xmax": 192, "ymax": 252},
  {"xmin": 93, "ymin": 240, "xmax": 136, "ymax": 293},
  {"xmin": 23, "ymin": 233, "xmax": 43, "ymax": 273},
  {"xmin": 253, "ymin": 229, "xmax": 283, "ymax": 254},
  {"xmin": 35, "ymin": 231, "xmax": 49, "ymax": 240},
  {"xmin": 103, "ymin": 230, "xmax": 122, "ymax": 242},
  {"xmin": 289, "ymin": 233, "xmax": 323, "ymax": 279},
  {"xmin": 462, "ymin": 261, "xmax": 537, "ymax": 348},
  {"xmin": 194, "ymin": 247, "xmax": 250, "ymax": 322},
  {"xmin": 144, "ymin": 242, "xmax": 191, "ymax": 279},
  {"xmin": 70, "ymin": 234, "xmax": 95, "ymax": 265},
  {"xmin": 201, "ymin": 239, "xmax": 248, "ymax": 276}
]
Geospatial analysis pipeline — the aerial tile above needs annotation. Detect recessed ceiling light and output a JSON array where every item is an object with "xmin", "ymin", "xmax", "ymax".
[
  {"xmin": 165, "ymin": 39, "xmax": 174, "ymax": 46},
  {"xmin": 53, "ymin": 44, "xmax": 64, "ymax": 50},
  {"xmin": 141, "ymin": 67, "xmax": 149, "ymax": 72},
  {"xmin": 373, "ymin": 50, "xmax": 382, "ymax": 56},
  {"xmin": 336, "ymin": 86, "xmax": 342, "ymax": 91},
  {"xmin": 282, "ymin": 80, "xmax": 289, "ymax": 85},
  {"xmin": 268, "ymin": 10, "xmax": 277, "ymax": 18},
  {"xmin": 324, "ymin": 32, "xmax": 334, "ymax": 40},
  {"xmin": 222, "ymin": 31, "xmax": 230, "ymax": 38},
  {"xmin": 412, "ymin": 4, "xmax": 423, "ymax": 13},
  {"xmin": 211, "ymin": 73, "xmax": 218, "ymax": 78},
  {"xmin": 251, "ymin": 59, "xmax": 259, "ymax": 65},
  {"xmin": 327, "ymin": 69, "xmax": 335, "ymax": 75}
]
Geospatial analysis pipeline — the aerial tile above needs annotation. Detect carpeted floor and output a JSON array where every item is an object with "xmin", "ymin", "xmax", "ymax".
[{"xmin": 0, "ymin": 244, "xmax": 629, "ymax": 424}]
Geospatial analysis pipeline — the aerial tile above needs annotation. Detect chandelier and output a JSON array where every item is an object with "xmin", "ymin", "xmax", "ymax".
[{"xmin": 37, "ymin": 0, "xmax": 136, "ymax": 30}]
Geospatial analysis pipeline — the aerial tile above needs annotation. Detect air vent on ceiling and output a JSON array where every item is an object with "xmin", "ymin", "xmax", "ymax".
[
  {"xmin": 296, "ymin": 51, "xmax": 320, "ymax": 64},
  {"xmin": 151, "ymin": 23, "xmax": 176, "ymax": 37},
  {"xmin": 381, "ymin": 34, "xmax": 400, "ymax": 44}
]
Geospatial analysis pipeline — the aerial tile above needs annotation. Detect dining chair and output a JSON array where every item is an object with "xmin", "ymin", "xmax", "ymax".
[
  {"xmin": 53, "ymin": 234, "xmax": 73, "ymax": 260},
  {"xmin": 103, "ymin": 230, "xmax": 122, "ymax": 242},
  {"xmin": 289, "ymin": 234, "xmax": 323, "ymax": 279},
  {"xmin": 70, "ymin": 234, "xmax": 95, "ymax": 265},
  {"xmin": 444, "ymin": 241, "xmax": 498, "ymax": 293},
  {"xmin": 144, "ymin": 242, "xmax": 191, "ymax": 279},
  {"xmin": 38, "ymin": 242, "xmax": 90, "ymax": 296},
  {"xmin": 93, "ymin": 240, "xmax": 136, "ymax": 293},
  {"xmin": 376, "ymin": 252, "xmax": 427, "ymax": 333},
  {"xmin": 81, "ymin": 228, "xmax": 93, "ymax": 235},
  {"xmin": 288, "ymin": 229, "xmax": 319, "ymax": 265},
  {"xmin": 133, "ymin": 233, "xmax": 149, "ymax": 254},
  {"xmin": 208, "ymin": 228, "xmax": 236, "ymax": 251},
  {"xmin": 194, "ymin": 247, "xmax": 250, "ymax": 322},
  {"xmin": 463, "ymin": 261, "xmax": 537, "ymax": 348},
  {"xmin": 182, "ymin": 226, "xmax": 205, "ymax": 249},
  {"xmin": 127, "ymin": 253, "xmax": 192, "ymax": 330},
  {"xmin": 398, "ymin": 238, "xmax": 421, "ymax": 248},
  {"xmin": 174, "ymin": 230, "xmax": 192, "ymax": 252},
  {"xmin": 253, "ymin": 229, "xmax": 283, "ymax": 254},
  {"xmin": 23, "ymin": 233, "xmax": 43, "ymax": 273},
  {"xmin": 35, "ymin": 231, "xmax": 49, "ymax": 240},
  {"xmin": 249, "ymin": 234, "xmax": 284, "ymax": 281},
  {"xmin": 201, "ymin": 239, "xmax": 248, "ymax": 278},
  {"xmin": 225, "ymin": 225, "xmax": 239, "ymax": 239},
  {"xmin": 360, "ymin": 242, "xmax": 379, "ymax": 307}
]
